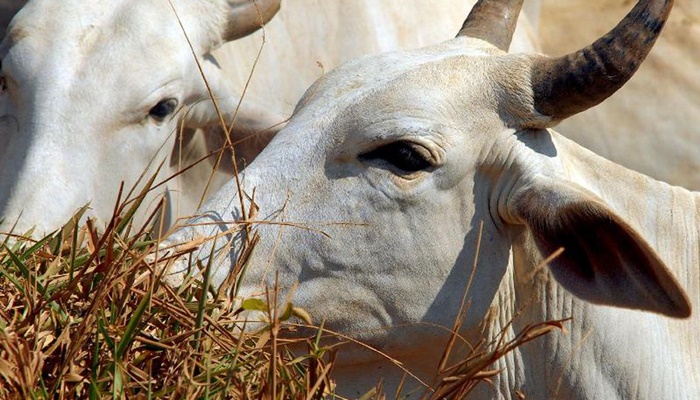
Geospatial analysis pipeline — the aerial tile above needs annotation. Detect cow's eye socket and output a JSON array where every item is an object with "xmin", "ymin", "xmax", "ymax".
[
  {"xmin": 149, "ymin": 98, "xmax": 178, "ymax": 121},
  {"xmin": 359, "ymin": 141, "xmax": 433, "ymax": 173}
]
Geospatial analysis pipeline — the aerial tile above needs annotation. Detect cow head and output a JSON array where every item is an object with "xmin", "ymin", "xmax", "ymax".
[
  {"xmin": 0, "ymin": 0, "xmax": 281, "ymax": 235},
  {"xmin": 163, "ymin": 0, "xmax": 689, "ymax": 364}
]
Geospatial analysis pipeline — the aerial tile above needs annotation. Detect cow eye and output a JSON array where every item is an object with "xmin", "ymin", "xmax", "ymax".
[
  {"xmin": 148, "ymin": 98, "xmax": 178, "ymax": 121},
  {"xmin": 359, "ymin": 141, "xmax": 433, "ymax": 173}
]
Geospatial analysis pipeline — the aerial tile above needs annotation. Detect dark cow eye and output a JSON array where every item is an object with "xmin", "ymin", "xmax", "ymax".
[
  {"xmin": 149, "ymin": 98, "xmax": 178, "ymax": 121},
  {"xmin": 359, "ymin": 141, "xmax": 433, "ymax": 173}
]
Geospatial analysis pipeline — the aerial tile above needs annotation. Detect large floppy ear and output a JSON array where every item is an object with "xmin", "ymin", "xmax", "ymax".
[
  {"xmin": 182, "ymin": 51, "xmax": 285, "ymax": 167},
  {"xmin": 182, "ymin": 96, "xmax": 285, "ymax": 168},
  {"xmin": 507, "ymin": 175, "xmax": 691, "ymax": 318}
]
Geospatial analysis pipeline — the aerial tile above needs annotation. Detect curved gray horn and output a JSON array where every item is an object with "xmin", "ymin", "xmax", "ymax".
[
  {"xmin": 531, "ymin": 0, "xmax": 673, "ymax": 122},
  {"xmin": 223, "ymin": 0, "xmax": 281, "ymax": 42},
  {"xmin": 457, "ymin": 0, "xmax": 524, "ymax": 51}
]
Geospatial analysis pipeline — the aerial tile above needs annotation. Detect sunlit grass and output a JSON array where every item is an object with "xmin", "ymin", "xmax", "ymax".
[
  {"xmin": 0, "ymin": 191, "xmax": 565, "ymax": 399},
  {"xmin": 0, "ymin": 197, "xmax": 338, "ymax": 399}
]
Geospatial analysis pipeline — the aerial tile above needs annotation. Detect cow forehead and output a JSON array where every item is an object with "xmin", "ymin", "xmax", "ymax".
[
  {"xmin": 299, "ymin": 39, "xmax": 497, "ymax": 110},
  {"xmin": 10, "ymin": 1, "xmax": 164, "ymax": 39},
  {"xmin": 290, "ymin": 39, "xmax": 512, "ymax": 147},
  {"xmin": 1, "ymin": 0, "xmax": 217, "ymax": 120},
  {"xmin": 4, "ymin": 0, "xmax": 219, "ymax": 67}
]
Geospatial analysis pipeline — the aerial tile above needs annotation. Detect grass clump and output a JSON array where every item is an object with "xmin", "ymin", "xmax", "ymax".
[
  {"xmin": 0, "ymin": 191, "xmax": 565, "ymax": 399},
  {"xmin": 0, "ymin": 198, "xmax": 334, "ymax": 399}
]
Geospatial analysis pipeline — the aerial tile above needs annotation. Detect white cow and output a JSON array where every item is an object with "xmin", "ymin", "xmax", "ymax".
[
  {"xmin": 162, "ymin": 0, "xmax": 700, "ymax": 398},
  {"xmin": 0, "ymin": 0, "xmax": 539, "ymax": 237},
  {"xmin": 0, "ymin": 0, "xmax": 284, "ymax": 236}
]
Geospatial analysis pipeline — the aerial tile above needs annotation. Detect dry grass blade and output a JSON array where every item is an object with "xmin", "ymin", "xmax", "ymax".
[
  {"xmin": 0, "ymin": 194, "xmax": 568, "ymax": 399},
  {"xmin": 429, "ymin": 319, "xmax": 569, "ymax": 399}
]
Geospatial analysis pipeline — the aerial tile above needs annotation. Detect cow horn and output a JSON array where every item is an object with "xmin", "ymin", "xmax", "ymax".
[
  {"xmin": 223, "ymin": 0, "xmax": 281, "ymax": 42},
  {"xmin": 457, "ymin": 0, "xmax": 524, "ymax": 51},
  {"xmin": 531, "ymin": 0, "xmax": 673, "ymax": 122}
]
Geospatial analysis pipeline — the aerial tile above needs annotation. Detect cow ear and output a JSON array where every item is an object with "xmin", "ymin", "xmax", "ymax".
[{"xmin": 508, "ymin": 176, "xmax": 691, "ymax": 318}]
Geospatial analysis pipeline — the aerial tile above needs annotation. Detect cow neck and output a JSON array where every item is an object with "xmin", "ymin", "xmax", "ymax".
[{"xmin": 484, "ymin": 130, "xmax": 700, "ymax": 400}]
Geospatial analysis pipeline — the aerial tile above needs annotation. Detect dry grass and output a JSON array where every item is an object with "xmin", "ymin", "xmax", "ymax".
[
  {"xmin": 0, "ymin": 185, "xmax": 336, "ymax": 399},
  {"xmin": 0, "ymin": 185, "xmax": 566, "ymax": 399}
]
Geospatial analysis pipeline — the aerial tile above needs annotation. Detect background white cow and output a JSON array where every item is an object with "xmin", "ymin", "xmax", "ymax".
[
  {"xmin": 214, "ymin": 0, "xmax": 542, "ymax": 117},
  {"xmin": 0, "ymin": 0, "xmax": 539, "ymax": 237},
  {"xmin": 162, "ymin": 0, "xmax": 700, "ymax": 397},
  {"xmin": 0, "ymin": 0, "xmax": 285, "ymax": 236}
]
